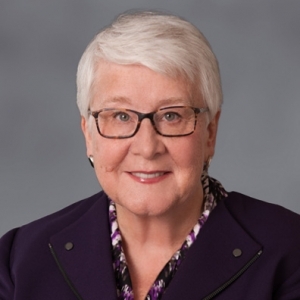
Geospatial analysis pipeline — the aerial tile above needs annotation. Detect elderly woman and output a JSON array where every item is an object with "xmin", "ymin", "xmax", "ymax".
[{"xmin": 1, "ymin": 11, "xmax": 300, "ymax": 300}]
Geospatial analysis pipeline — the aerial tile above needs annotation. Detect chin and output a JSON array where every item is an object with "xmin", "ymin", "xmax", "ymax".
[{"xmin": 115, "ymin": 196, "xmax": 176, "ymax": 218}]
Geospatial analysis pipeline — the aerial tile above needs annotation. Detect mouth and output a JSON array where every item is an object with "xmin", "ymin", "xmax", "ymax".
[
  {"xmin": 131, "ymin": 172, "xmax": 165, "ymax": 179},
  {"xmin": 128, "ymin": 171, "xmax": 170, "ymax": 183}
]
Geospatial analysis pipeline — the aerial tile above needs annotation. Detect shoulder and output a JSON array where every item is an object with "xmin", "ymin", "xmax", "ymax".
[
  {"xmin": 222, "ymin": 192, "xmax": 300, "ymax": 246},
  {"xmin": 0, "ymin": 190, "xmax": 108, "ymax": 259},
  {"xmin": 223, "ymin": 191, "xmax": 300, "ymax": 237},
  {"xmin": 215, "ymin": 192, "xmax": 300, "ymax": 297},
  {"xmin": 0, "ymin": 191, "xmax": 108, "ymax": 298}
]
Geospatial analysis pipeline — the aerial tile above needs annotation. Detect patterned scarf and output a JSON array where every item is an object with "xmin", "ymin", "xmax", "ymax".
[{"xmin": 109, "ymin": 173, "xmax": 228, "ymax": 299}]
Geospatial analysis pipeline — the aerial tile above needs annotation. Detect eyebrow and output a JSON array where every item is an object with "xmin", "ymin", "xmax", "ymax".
[
  {"xmin": 100, "ymin": 96, "xmax": 132, "ymax": 106},
  {"xmin": 100, "ymin": 96, "xmax": 192, "ymax": 107}
]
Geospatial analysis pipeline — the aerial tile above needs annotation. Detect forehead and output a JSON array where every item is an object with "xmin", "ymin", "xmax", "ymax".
[{"xmin": 91, "ymin": 61, "xmax": 202, "ymax": 109}]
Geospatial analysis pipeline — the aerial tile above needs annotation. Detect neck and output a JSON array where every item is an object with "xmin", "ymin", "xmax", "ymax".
[
  {"xmin": 114, "ymin": 189, "xmax": 204, "ymax": 299},
  {"xmin": 115, "ymin": 191, "xmax": 203, "ymax": 251}
]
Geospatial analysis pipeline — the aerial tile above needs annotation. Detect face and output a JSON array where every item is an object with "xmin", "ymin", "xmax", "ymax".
[{"xmin": 82, "ymin": 61, "xmax": 220, "ymax": 218}]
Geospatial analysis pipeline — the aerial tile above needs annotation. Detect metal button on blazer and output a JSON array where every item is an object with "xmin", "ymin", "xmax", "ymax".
[
  {"xmin": 232, "ymin": 248, "xmax": 242, "ymax": 257},
  {"xmin": 65, "ymin": 242, "xmax": 74, "ymax": 251}
]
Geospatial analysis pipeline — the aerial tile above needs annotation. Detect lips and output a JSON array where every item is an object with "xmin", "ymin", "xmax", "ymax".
[
  {"xmin": 128, "ymin": 171, "xmax": 169, "ymax": 183},
  {"xmin": 131, "ymin": 172, "xmax": 165, "ymax": 179}
]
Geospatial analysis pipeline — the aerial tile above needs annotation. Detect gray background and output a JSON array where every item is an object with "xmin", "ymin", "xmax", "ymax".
[{"xmin": 1, "ymin": 0, "xmax": 299, "ymax": 237}]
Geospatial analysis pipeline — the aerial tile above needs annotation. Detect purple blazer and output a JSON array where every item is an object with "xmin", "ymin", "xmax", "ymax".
[{"xmin": 1, "ymin": 191, "xmax": 300, "ymax": 300}]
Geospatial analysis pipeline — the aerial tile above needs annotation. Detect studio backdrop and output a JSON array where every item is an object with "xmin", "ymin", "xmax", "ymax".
[{"xmin": 1, "ymin": 0, "xmax": 299, "ymax": 236}]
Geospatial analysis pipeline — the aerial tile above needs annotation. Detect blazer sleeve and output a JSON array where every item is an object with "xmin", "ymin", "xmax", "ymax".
[{"xmin": 0, "ymin": 228, "xmax": 19, "ymax": 300}]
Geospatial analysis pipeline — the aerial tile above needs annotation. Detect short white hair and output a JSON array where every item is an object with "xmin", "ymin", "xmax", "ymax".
[{"xmin": 76, "ymin": 11, "xmax": 222, "ymax": 119}]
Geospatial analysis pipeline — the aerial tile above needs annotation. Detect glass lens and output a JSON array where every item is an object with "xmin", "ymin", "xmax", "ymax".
[
  {"xmin": 155, "ymin": 107, "xmax": 195, "ymax": 135},
  {"xmin": 98, "ymin": 109, "xmax": 138, "ymax": 137}
]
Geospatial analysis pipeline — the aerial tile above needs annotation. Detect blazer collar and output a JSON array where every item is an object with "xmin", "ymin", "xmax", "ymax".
[
  {"xmin": 49, "ymin": 193, "xmax": 262, "ymax": 300},
  {"xmin": 162, "ymin": 197, "xmax": 262, "ymax": 299},
  {"xmin": 49, "ymin": 194, "xmax": 118, "ymax": 300}
]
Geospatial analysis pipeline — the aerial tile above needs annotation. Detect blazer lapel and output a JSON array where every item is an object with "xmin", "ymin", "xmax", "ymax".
[
  {"xmin": 162, "ymin": 199, "xmax": 263, "ymax": 300},
  {"xmin": 48, "ymin": 194, "xmax": 263, "ymax": 300},
  {"xmin": 49, "ymin": 197, "xmax": 117, "ymax": 300}
]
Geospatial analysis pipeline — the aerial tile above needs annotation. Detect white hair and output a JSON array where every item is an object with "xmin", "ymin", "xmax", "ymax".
[{"xmin": 76, "ymin": 11, "xmax": 222, "ymax": 120}]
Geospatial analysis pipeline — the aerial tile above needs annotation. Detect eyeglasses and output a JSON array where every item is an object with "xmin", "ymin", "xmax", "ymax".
[{"xmin": 88, "ymin": 106, "xmax": 209, "ymax": 139}]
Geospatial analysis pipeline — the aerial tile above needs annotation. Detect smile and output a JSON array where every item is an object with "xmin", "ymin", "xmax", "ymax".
[
  {"xmin": 131, "ymin": 172, "xmax": 165, "ymax": 179},
  {"xmin": 128, "ymin": 171, "xmax": 169, "ymax": 184}
]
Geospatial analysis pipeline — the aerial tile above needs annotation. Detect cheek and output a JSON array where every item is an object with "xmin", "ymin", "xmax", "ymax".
[
  {"xmin": 93, "ymin": 139, "xmax": 129, "ymax": 173},
  {"xmin": 170, "ymin": 135, "xmax": 205, "ymax": 176}
]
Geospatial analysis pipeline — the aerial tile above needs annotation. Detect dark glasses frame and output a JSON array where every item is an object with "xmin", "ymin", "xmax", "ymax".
[{"xmin": 88, "ymin": 105, "xmax": 209, "ymax": 139}]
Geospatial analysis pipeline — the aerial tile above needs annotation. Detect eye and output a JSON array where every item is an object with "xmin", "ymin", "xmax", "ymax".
[
  {"xmin": 113, "ymin": 111, "xmax": 131, "ymax": 122},
  {"xmin": 163, "ymin": 112, "xmax": 181, "ymax": 122}
]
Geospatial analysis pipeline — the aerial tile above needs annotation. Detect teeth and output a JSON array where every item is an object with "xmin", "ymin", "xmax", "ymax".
[{"xmin": 131, "ymin": 172, "xmax": 164, "ymax": 179}]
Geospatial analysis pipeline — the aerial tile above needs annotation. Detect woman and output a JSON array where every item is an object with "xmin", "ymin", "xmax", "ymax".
[{"xmin": 1, "ymin": 11, "xmax": 300, "ymax": 300}]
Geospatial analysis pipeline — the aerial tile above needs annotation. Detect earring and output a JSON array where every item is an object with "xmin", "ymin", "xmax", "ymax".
[
  {"xmin": 88, "ymin": 156, "xmax": 94, "ymax": 168},
  {"xmin": 203, "ymin": 157, "xmax": 212, "ymax": 173}
]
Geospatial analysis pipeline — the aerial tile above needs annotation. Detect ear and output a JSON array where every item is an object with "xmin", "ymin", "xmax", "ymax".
[
  {"xmin": 81, "ymin": 116, "xmax": 93, "ymax": 158},
  {"xmin": 205, "ymin": 110, "xmax": 221, "ymax": 158}
]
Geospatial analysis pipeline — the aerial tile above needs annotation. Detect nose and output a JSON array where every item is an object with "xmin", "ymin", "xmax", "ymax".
[{"xmin": 130, "ymin": 118, "xmax": 166, "ymax": 159}]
